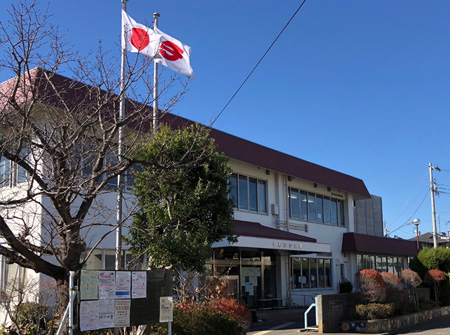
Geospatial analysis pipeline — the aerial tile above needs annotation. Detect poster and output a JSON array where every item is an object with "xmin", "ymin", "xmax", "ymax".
[
  {"xmin": 79, "ymin": 300, "xmax": 99, "ymax": 331},
  {"xmin": 80, "ymin": 270, "xmax": 99, "ymax": 300},
  {"xmin": 132, "ymin": 271, "xmax": 147, "ymax": 299},
  {"xmin": 114, "ymin": 299, "xmax": 131, "ymax": 327},
  {"xmin": 115, "ymin": 271, "xmax": 131, "ymax": 299},
  {"xmin": 159, "ymin": 297, "xmax": 173, "ymax": 323},
  {"xmin": 98, "ymin": 299, "xmax": 115, "ymax": 329},
  {"xmin": 99, "ymin": 271, "xmax": 116, "ymax": 300}
]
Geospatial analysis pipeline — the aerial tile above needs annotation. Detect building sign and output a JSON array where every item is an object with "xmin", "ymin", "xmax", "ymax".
[{"xmin": 272, "ymin": 241, "xmax": 303, "ymax": 250}]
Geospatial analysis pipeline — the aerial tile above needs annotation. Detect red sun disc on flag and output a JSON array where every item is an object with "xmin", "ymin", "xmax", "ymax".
[
  {"xmin": 131, "ymin": 28, "xmax": 150, "ymax": 51},
  {"xmin": 160, "ymin": 41, "xmax": 183, "ymax": 61}
]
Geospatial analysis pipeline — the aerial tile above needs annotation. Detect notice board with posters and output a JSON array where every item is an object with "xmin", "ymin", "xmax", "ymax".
[{"xmin": 78, "ymin": 269, "xmax": 173, "ymax": 331}]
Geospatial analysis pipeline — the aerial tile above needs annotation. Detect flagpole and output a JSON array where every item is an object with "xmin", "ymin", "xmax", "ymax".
[
  {"xmin": 153, "ymin": 12, "xmax": 160, "ymax": 133},
  {"xmin": 116, "ymin": 0, "xmax": 128, "ymax": 272}
]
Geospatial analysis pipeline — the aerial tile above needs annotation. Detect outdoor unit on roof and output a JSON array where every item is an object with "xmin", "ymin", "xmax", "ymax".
[{"xmin": 271, "ymin": 203, "xmax": 279, "ymax": 216}]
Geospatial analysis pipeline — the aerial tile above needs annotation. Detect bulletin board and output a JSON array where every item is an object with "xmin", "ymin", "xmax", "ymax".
[{"xmin": 78, "ymin": 269, "xmax": 173, "ymax": 331}]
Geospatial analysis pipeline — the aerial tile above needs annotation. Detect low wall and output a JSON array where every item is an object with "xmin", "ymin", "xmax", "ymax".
[
  {"xmin": 317, "ymin": 293, "xmax": 358, "ymax": 333},
  {"xmin": 339, "ymin": 306, "xmax": 450, "ymax": 333}
]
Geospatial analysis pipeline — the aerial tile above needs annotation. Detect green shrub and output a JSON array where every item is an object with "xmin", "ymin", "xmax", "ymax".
[
  {"xmin": 150, "ymin": 307, "xmax": 246, "ymax": 335},
  {"xmin": 355, "ymin": 303, "xmax": 395, "ymax": 320},
  {"xmin": 4, "ymin": 302, "xmax": 55, "ymax": 335},
  {"xmin": 413, "ymin": 247, "xmax": 450, "ymax": 276}
]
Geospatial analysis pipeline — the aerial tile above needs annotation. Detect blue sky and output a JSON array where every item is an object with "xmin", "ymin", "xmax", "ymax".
[{"xmin": 1, "ymin": 0, "xmax": 450, "ymax": 240}]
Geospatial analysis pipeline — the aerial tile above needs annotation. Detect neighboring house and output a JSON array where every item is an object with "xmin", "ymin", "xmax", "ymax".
[
  {"xmin": 0, "ymin": 70, "xmax": 418, "ymax": 320},
  {"xmin": 410, "ymin": 232, "xmax": 450, "ymax": 249}
]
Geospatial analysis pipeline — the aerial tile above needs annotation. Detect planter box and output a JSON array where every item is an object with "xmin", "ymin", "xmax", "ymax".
[{"xmin": 340, "ymin": 306, "xmax": 450, "ymax": 333}]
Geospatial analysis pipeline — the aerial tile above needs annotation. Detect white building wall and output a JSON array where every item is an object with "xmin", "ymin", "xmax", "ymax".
[{"xmin": 227, "ymin": 159, "xmax": 361, "ymax": 306}]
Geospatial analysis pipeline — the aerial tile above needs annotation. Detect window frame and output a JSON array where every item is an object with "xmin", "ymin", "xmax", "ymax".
[
  {"xmin": 288, "ymin": 187, "xmax": 345, "ymax": 226},
  {"xmin": 229, "ymin": 173, "xmax": 268, "ymax": 214}
]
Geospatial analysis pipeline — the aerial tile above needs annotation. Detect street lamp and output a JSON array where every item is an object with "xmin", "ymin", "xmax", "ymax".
[{"xmin": 408, "ymin": 218, "xmax": 421, "ymax": 249}]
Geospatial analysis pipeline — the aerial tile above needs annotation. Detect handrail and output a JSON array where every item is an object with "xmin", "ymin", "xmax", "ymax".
[{"xmin": 304, "ymin": 296, "xmax": 318, "ymax": 330}]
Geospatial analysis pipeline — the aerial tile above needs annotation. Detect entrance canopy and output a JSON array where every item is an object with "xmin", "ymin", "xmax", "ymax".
[
  {"xmin": 342, "ymin": 232, "xmax": 418, "ymax": 257},
  {"xmin": 213, "ymin": 220, "xmax": 331, "ymax": 253}
]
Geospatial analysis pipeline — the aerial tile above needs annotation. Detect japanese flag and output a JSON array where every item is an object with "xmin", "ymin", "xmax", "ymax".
[
  {"xmin": 122, "ymin": 10, "xmax": 160, "ymax": 58},
  {"xmin": 154, "ymin": 27, "xmax": 194, "ymax": 79}
]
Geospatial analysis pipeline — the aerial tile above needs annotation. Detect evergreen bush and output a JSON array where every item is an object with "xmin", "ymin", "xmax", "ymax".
[
  {"xmin": 355, "ymin": 303, "xmax": 395, "ymax": 320},
  {"xmin": 150, "ymin": 307, "xmax": 246, "ymax": 335}
]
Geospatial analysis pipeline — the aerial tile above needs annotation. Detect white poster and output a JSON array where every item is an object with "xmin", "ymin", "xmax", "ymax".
[
  {"xmin": 159, "ymin": 297, "xmax": 173, "ymax": 323},
  {"xmin": 80, "ymin": 270, "xmax": 99, "ymax": 300},
  {"xmin": 115, "ymin": 271, "xmax": 131, "ymax": 299},
  {"xmin": 132, "ymin": 271, "xmax": 147, "ymax": 299},
  {"xmin": 99, "ymin": 271, "xmax": 116, "ymax": 300},
  {"xmin": 98, "ymin": 299, "xmax": 115, "ymax": 329},
  {"xmin": 80, "ymin": 300, "xmax": 99, "ymax": 331},
  {"xmin": 114, "ymin": 299, "xmax": 131, "ymax": 327}
]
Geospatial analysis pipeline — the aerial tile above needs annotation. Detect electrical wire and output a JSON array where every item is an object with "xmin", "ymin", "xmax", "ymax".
[
  {"xmin": 388, "ymin": 188, "xmax": 430, "ymax": 235},
  {"xmin": 210, "ymin": 0, "xmax": 308, "ymax": 126}
]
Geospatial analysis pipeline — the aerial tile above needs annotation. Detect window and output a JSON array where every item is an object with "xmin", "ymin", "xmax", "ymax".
[
  {"xmin": 316, "ymin": 195, "xmax": 323, "ymax": 223},
  {"xmin": 357, "ymin": 254, "xmax": 404, "ymax": 276},
  {"xmin": 0, "ymin": 148, "xmax": 31, "ymax": 188},
  {"xmin": 289, "ymin": 188, "xmax": 300, "ymax": 219},
  {"xmin": 238, "ymin": 175, "xmax": 248, "ymax": 210},
  {"xmin": 82, "ymin": 249, "xmax": 145, "ymax": 270},
  {"xmin": 308, "ymin": 193, "xmax": 316, "ymax": 222},
  {"xmin": 289, "ymin": 187, "xmax": 344, "ymax": 226},
  {"xmin": 300, "ymin": 191, "xmax": 307, "ymax": 221},
  {"xmin": 229, "ymin": 173, "xmax": 267, "ymax": 213},
  {"xmin": 17, "ymin": 148, "xmax": 31, "ymax": 184},
  {"xmin": 0, "ymin": 156, "xmax": 10, "ymax": 188},
  {"xmin": 292, "ymin": 257, "xmax": 332, "ymax": 290}
]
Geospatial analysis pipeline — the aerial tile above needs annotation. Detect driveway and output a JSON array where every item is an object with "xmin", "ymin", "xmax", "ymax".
[{"xmin": 247, "ymin": 315, "xmax": 450, "ymax": 335}]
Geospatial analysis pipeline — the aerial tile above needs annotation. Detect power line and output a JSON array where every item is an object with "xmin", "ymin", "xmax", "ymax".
[
  {"xmin": 210, "ymin": 0, "xmax": 308, "ymax": 126},
  {"xmin": 388, "ymin": 188, "xmax": 430, "ymax": 235}
]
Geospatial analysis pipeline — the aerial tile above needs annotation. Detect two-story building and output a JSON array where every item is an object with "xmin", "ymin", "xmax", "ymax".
[{"xmin": 0, "ymin": 70, "xmax": 418, "ymax": 321}]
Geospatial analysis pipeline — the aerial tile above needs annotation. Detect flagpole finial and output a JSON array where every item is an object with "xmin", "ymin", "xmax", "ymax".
[{"xmin": 154, "ymin": 12, "xmax": 160, "ymax": 18}]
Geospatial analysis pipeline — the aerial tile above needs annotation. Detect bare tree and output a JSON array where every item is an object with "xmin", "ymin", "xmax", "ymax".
[{"xmin": 0, "ymin": 0, "xmax": 188, "ymax": 314}]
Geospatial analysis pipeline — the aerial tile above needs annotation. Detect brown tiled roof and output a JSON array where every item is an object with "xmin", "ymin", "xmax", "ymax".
[
  {"xmin": 1, "ymin": 69, "xmax": 371, "ymax": 199},
  {"xmin": 233, "ymin": 220, "xmax": 316, "ymax": 243},
  {"xmin": 342, "ymin": 232, "xmax": 418, "ymax": 257}
]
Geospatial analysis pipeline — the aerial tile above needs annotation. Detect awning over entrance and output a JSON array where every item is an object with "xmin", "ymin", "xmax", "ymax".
[
  {"xmin": 213, "ymin": 220, "xmax": 331, "ymax": 253},
  {"xmin": 342, "ymin": 232, "xmax": 418, "ymax": 257}
]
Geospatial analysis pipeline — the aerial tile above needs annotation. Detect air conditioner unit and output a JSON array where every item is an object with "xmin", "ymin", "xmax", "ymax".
[{"xmin": 271, "ymin": 203, "xmax": 279, "ymax": 216}]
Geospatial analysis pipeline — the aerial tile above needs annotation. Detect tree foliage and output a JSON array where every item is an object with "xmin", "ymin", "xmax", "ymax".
[
  {"xmin": 424, "ymin": 269, "xmax": 447, "ymax": 303},
  {"xmin": 355, "ymin": 269, "xmax": 386, "ymax": 303},
  {"xmin": 412, "ymin": 247, "xmax": 450, "ymax": 277},
  {"xmin": 126, "ymin": 124, "xmax": 235, "ymax": 272},
  {"xmin": 400, "ymin": 269, "xmax": 422, "ymax": 288}
]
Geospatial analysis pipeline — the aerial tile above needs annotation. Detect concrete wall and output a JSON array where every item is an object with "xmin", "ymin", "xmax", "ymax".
[{"xmin": 317, "ymin": 293, "xmax": 358, "ymax": 333}]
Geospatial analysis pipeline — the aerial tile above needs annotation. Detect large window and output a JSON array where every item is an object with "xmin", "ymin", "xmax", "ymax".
[
  {"xmin": 357, "ymin": 254, "xmax": 405, "ymax": 276},
  {"xmin": 0, "ymin": 148, "xmax": 30, "ymax": 188},
  {"xmin": 292, "ymin": 257, "xmax": 332, "ymax": 290},
  {"xmin": 289, "ymin": 187, "xmax": 344, "ymax": 226},
  {"xmin": 229, "ymin": 173, "xmax": 267, "ymax": 213},
  {"xmin": 0, "ymin": 156, "xmax": 10, "ymax": 188}
]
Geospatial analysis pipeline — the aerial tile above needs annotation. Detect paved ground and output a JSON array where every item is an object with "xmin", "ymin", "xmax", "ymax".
[{"xmin": 247, "ymin": 314, "xmax": 450, "ymax": 335}]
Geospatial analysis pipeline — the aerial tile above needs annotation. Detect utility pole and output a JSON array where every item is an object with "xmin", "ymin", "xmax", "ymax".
[{"xmin": 429, "ymin": 163, "xmax": 440, "ymax": 249}]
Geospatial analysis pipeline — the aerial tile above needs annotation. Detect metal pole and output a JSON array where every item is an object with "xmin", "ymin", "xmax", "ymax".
[
  {"xmin": 429, "ymin": 163, "xmax": 438, "ymax": 249},
  {"xmin": 68, "ymin": 271, "xmax": 76, "ymax": 335},
  {"xmin": 153, "ymin": 12, "xmax": 160, "ymax": 133},
  {"xmin": 415, "ymin": 224, "xmax": 419, "ymax": 249},
  {"xmin": 116, "ymin": 0, "xmax": 128, "ymax": 271}
]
